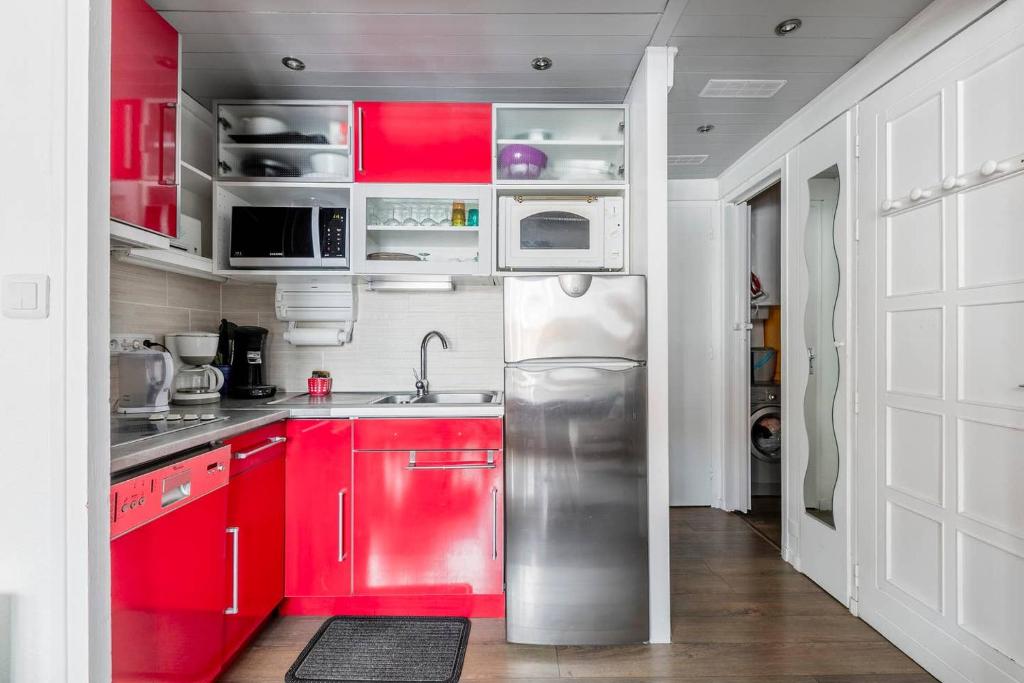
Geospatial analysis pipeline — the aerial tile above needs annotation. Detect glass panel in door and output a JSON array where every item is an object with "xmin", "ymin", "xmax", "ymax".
[{"xmin": 803, "ymin": 165, "xmax": 841, "ymax": 529}]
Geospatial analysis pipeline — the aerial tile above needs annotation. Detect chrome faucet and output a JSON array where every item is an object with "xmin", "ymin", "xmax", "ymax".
[{"xmin": 415, "ymin": 330, "xmax": 449, "ymax": 397}]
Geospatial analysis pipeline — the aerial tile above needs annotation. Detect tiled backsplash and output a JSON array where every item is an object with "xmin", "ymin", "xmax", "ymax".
[
  {"xmin": 222, "ymin": 282, "xmax": 504, "ymax": 392},
  {"xmin": 111, "ymin": 258, "xmax": 505, "ymax": 397}
]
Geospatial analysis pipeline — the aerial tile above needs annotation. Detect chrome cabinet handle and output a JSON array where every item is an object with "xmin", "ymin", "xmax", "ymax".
[
  {"xmin": 357, "ymin": 107, "xmax": 364, "ymax": 173},
  {"xmin": 159, "ymin": 101, "xmax": 178, "ymax": 186},
  {"xmin": 338, "ymin": 489, "xmax": 347, "ymax": 562},
  {"xmin": 491, "ymin": 487, "xmax": 498, "ymax": 560},
  {"xmin": 233, "ymin": 436, "xmax": 287, "ymax": 460},
  {"xmin": 225, "ymin": 527, "xmax": 239, "ymax": 615},
  {"xmin": 406, "ymin": 450, "xmax": 496, "ymax": 470}
]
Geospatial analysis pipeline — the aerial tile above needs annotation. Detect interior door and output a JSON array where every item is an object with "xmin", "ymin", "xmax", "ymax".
[
  {"xmin": 723, "ymin": 202, "xmax": 752, "ymax": 511},
  {"xmin": 856, "ymin": 5, "xmax": 1024, "ymax": 680},
  {"xmin": 790, "ymin": 113, "xmax": 852, "ymax": 605}
]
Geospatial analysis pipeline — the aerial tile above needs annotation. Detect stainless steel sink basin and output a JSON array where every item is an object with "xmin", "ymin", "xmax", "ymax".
[
  {"xmin": 372, "ymin": 391, "xmax": 498, "ymax": 405},
  {"xmin": 371, "ymin": 393, "xmax": 419, "ymax": 404},
  {"xmin": 413, "ymin": 392, "xmax": 498, "ymax": 404}
]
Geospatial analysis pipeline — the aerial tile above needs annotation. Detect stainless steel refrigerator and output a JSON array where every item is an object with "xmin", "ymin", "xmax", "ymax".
[{"xmin": 504, "ymin": 274, "xmax": 648, "ymax": 645}]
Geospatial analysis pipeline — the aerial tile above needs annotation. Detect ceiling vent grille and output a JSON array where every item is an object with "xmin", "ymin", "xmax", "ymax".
[
  {"xmin": 668, "ymin": 154, "xmax": 709, "ymax": 166},
  {"xmin": 699, "ymin": 79, "xmax": 787, "ymax": 98}
]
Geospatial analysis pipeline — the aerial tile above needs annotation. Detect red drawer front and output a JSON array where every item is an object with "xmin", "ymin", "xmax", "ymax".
[
  {"xmin": 224, "ymin": 421, "xmax": 287, "ymax": 477},
  {"xmin": 353, "ymin": 418, "xmax": 502, "ymax": 451}
]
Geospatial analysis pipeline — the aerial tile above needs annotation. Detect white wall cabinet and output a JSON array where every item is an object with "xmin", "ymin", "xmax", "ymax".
[
  {"xmin": 857, "ymin": 4, "xmax": 1024, "ymax": 682},
  {"xmin": 351, "ymin": 184, "xmax": 492, "ymax": 277}
]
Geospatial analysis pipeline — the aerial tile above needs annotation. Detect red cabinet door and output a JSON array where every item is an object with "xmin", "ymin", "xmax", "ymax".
[
  {"xmin": 223, "ymin": 448, "xmax": 285, "ymax": 660},
  {"xmin": 354, "ymin": 102, "xmax": 492, "ymax": 183},
  {"xmin": 285, "ymin": 419, "xmax": 353, "ymax": 597},
  {"xmin": 353, "ymin": 449, "xmax": 503, "ymax": 596},
  {"xmin": 111, "ymin": 487, "xmax": 228, "ymax": 683},
  {"xmin": 111, "ymin": 0, "xmax": 179, "ymax": 237}
]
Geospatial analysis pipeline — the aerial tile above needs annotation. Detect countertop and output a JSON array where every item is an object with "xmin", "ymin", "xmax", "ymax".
[{"xmin": 111, "ymin": 390, "xmax": 503, "ymax": 476}]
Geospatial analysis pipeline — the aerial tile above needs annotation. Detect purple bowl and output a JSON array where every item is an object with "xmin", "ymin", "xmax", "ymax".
[{"xmin": 498, "ymin": 144, "xmax": 547, "ymax": 179}]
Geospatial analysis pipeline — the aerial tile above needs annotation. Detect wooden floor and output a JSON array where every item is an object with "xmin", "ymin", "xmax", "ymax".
[
  {"xmin": 738, "ymin": 495, "xmax": 783, "ymax": 548},
  {"xmin": 220, "ymin": 507, "xmax": 936, "ymax": 682}
]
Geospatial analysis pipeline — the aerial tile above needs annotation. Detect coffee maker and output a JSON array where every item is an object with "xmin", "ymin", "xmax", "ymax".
[
  {"xmin": 229, "ymin": 326, "xmax": 277, "ymax": 399},
  {"xmin": 165, "ymin": 332, "xmax": 224, "ymax": 405}
]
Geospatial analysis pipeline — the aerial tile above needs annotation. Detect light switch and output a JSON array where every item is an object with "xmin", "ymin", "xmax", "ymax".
[{"xmin": 2, "ymin": 274, "xmax": 49, "ymax": 319}]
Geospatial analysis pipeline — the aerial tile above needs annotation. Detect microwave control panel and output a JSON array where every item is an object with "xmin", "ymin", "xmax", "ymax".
[
  {"xmin": 604, "ymin": 198, "xmax": 624, "ymax": 270},
  {"xmin": 319, "ymin": 208, "xmax": 348, "ymax": 259}
]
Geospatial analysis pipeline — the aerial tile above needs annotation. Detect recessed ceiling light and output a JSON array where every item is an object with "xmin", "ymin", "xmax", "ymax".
[
  {"xmin": 282, "ymin": 56, "xmax": 306, "ymax": 71},
  {"xmin": 774, "ymin": 18, "xmax": 802, "ymax": 36},
  {"xmin": 531, "ymin": 56, "xmax": 553, "ymax": 71},
  {"xmin": 696, "ymin": 124, "xmax": 715, "ymax": 134}
]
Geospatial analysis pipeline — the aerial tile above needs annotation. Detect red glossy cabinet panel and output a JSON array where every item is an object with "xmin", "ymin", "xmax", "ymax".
[
  {"xmin": 285, "ymin": 419, "xmax": 353, "ymax": 597},
  {"xmin": 223, "ymin": 448, "xmax": 285, "ymax": 661},
  {"xmin": 354, "ymin": 102, "xmax": 492, "ymax": 183},
  {"xmin": 111, "ymin": 487, "xmax": 228, "ymax": 683},
  {"xmin": 353, "ymin": 418, "xmax": 502, "ymax": 451},
  {"xmin": 111, "ymin": 0, "xmax": 179, "ymax": 236},
  {"xmin": 353, "ymin": 449, "xmax": 503, "ymax": 596}
]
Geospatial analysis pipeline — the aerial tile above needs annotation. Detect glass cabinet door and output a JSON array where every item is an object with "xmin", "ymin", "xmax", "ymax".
[
  {"xmin": 216, "ymin": 101, "xmax": 352, "ymax": 182},
  {"xmin": 352, "ymin": 184, "xmax": 492, "ymax": 276},
  {"xmin": 494, "ymin": 106, "xmax": 626, "ymax": 184}
]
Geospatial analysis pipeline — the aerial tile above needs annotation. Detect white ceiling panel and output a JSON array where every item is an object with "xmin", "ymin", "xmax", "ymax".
[
  {"xmin": 675, "ymin": 54, "xmax": 859, "ymax": 75},
  {"xmin": 681, "ymin": 0, "xmax": 933, "ymax": 19},
  {"xmin": 151, "ymin": 0, "xmax": 667, "ymax": 12},
  {"xmin": 159, "ymin": 12, "xmax": 661, "ymax": 36},
  {"xmin": 183, "ymin": 52, "xmax": 641, "ymax": 74},
  {"xmin": 182, "ymin": 33, "xmax": 652, "ymax": 55},
  {"xmin": 151, "ymin": 0, "xmax": 934, "ymax": 179},
  {"xmin": 674, "ymin": 14, "xmax": 913, "ymax": 39}
]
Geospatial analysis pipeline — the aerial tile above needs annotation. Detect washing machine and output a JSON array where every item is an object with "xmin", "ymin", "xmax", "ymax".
[{"xmin": 750, "ymin": 383, "xmax": 781, "ymax": 495}]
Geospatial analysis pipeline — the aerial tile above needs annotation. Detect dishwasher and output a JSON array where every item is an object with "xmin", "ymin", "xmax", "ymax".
[{"xmin": 110, "ymin": 443, "xmax": 231, "ymax": 683}]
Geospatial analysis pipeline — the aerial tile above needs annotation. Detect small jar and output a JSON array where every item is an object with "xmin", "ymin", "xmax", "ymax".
[
  {"xmin": 451, "ymin": 201, "xmax": 466, "ymax": 226},
  {"xmin": 467, "ymin": 208, "xmax": 479, "ymax": 226}
]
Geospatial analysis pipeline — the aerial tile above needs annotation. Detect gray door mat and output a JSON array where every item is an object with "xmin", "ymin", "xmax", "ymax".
[{"xmin": 284, "ymin": 616, "xmax": 472, "ymax": 683}]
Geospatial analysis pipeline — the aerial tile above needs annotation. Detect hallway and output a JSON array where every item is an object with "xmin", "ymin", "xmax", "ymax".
[{"xmin": 221, "ymin": 507, "xmax": 935, "ymax": 682}]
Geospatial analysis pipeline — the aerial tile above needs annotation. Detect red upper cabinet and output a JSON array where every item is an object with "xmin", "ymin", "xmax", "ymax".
[
  {"xmin": 354, "ymin": 102, "xmax": 492, "ymax": 183},
  {"xmin": 111, "ymin": 0, "xmax": 179, "ymax": 237},
  {"xmin": 223, "ymin": 424, "xmax": 286, "ymax": 661},
  {"xmin": 285, "ymin": 419, "xmax": 353, "ymax": 598}
]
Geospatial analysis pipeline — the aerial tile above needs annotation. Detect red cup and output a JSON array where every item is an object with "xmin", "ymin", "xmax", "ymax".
[{"xmin": 308, "ymin": 377, "xmax": 332, "ymax": 396}]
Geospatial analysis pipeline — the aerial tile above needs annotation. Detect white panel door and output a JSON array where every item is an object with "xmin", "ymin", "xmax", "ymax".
[
  {"xmin": 722, "ymin": 201, "xmax": 752, "ymax": 511},
  {"xmin": 857, "ymin": 3, "xmax": 1024, "ymax": 681},
  {"xmin": 790, "ymin": 113, "xmax": 853, "ymax": 605}
]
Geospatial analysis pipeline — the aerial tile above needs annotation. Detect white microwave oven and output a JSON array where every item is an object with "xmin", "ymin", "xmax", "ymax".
[{"xmin": 498, "ymin": 195, "xmax": 624, "ymax": 271}]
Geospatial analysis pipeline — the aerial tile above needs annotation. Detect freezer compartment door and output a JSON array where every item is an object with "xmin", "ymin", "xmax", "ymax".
[
  {"xmin": 504, "ymin": 364, "xmax": 649, "ymax": 645},
  {"xmin": 504, "ymin": 275, "xmax": 647, "ymax": 363}
]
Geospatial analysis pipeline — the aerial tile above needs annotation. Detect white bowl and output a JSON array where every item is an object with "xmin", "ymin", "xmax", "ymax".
[
  {"xmin": 310, "ymin": 152, "xmax": 347, "ymax": 175},
  {"xmin": 241, "ymin": 116, "xmax": 288, "ymax": 135},
  {"xmin": 170, "ymin": 332, "xmax": 219, "ymax": 365}
]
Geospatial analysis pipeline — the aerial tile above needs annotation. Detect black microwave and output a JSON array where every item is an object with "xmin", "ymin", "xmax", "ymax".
[{"xmin": 230, "ymin": 206, "xmax": 348, "ymax": 269}]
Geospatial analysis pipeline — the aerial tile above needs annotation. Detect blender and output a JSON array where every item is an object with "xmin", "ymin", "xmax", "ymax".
[{"xmin": 165, "ymin": 332, "xmax": 225, "ymax": 405}]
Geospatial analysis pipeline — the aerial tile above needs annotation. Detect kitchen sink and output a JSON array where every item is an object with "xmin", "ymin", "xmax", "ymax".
[
  {"xmin": 371, "ymin": 393, "xmax": 419, "ymax": 404},
  {"xmin": 372, "ymin": 391, "xmax": 499, "ymax": 405},
  {"xmin": 413, "ymin": 392, "xmax": 498, "ymax": 404}
]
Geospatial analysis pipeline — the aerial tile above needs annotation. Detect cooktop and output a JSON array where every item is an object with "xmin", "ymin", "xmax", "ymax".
[{"xmin": 110, "ymin": 413, "xmax": 229, "ymax": 448}]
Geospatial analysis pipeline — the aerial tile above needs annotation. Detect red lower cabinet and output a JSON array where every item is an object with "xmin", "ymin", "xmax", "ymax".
[
  {"xmin": 353, "ymin": 449, "xmax": 504, "ymax": 597},
  {"xmin": 111, "ymin": 485, "xmax": 228, "ymax": 683},
  {"xmin": 285, "ymin": 419, "xmax": 353, "ymax": 597},
  {"xmin": 223, "ymin": 437, "xmax": 286, "ymax": 661}
]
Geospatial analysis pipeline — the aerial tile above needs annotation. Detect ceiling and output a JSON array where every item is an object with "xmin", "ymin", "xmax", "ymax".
[{"xmin": 153, "ymin": 0, "xmax": 933, "ymax": 179}]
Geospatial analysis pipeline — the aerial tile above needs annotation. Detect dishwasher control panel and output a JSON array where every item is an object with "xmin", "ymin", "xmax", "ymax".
[{"xmin": 110, "ymin": 445, "xmax": 230, "ymax": 539}]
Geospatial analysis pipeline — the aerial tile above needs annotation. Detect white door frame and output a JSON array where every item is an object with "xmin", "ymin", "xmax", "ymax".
[{"xmin": 718, "ymin": 161, "xmax": 792, "ymax": 553}]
